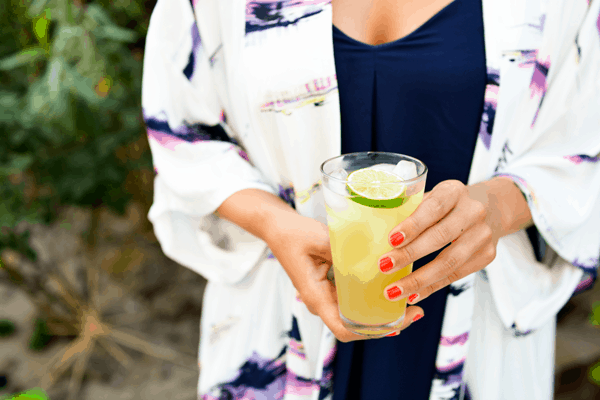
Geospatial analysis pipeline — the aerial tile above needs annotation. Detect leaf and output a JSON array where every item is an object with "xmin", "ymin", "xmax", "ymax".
[
  {"xmin": 591, "ymin": 301, "xmax": 600, "ymax": 326},
  {"xmin": 4, "ymin": 387, "xmax": 50, "ymax": 400},
  {"xmin": 65, "ymin": 65, "xmax": 102, "ymax": 104},
  {"xmin": 0, "ymin": 91, "xmax": 19, "ymax": 107},
  {"xmin": 0, "ymin": 91, "xmax": 21, "ymax": 122},
  {"xmin": 84, "ymin": 4, "xmax": 113, "ymax": 26},
  {"xmin": 0, "ymin": 320, "xmax": 16, "ymax": 337},
  {"xmin": 9, "ymin": 130, "xmax": 29, "ymax": 147},
  {"xmin": 94, "ymin": 25, "xmax": 138, "ymax": 43},
  {"xmin": 34, "ymin": 17, "xmax": 50, "ymax": 42},
  {"xmin": 29, "ymin": 318, "xmax": 55, "ymax": 351},
  {"xmin": 53, "ymin": 26, "xmax": 85, "ymax": 53},
  {"xmin": 590, "ymin": 361, "xmax": 600, "ymax": 386},
  {"xmin": 0, "ymin": 47, "xmax": 46, "ymax": 70},
  {"xmin": 26, "ymin": 61, "xmax": 72, "ymax": 122},
  {"xmin": 6, "ymin": 154, "xmax": 34, "ymax": 174}
]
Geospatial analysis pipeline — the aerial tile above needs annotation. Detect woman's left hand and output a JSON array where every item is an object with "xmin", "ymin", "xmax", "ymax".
[{"xmin": 379, "ymin": 179, "xmax": 502, "ymax": 304}]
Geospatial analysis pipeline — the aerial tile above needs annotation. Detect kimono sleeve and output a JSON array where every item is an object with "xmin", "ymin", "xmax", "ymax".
[
  {"xmin": 485, "ymin": 1, "xmax": 600, "ymax": 335},
  {"xmin": 141, "ymin": 0, "xmax": 277, "ymax": 284},
  {"xmin": 497, "ymin": 1, "xmax": 600, "ymax": 294}
]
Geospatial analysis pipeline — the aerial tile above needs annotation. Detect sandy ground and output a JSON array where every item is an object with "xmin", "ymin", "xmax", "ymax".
[{"xmin": 2, "ymin": 274, "xmax": 598, "ymax": 400}]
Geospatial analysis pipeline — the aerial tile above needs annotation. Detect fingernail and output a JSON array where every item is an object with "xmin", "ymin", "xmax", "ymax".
[
  {"xmin": 385, "ymin": 331, "xmax": 399, "ymax": 337},
  {"xmin": 408, "ymin": 294, "xmax": 419, "ymax": 303},
  {"xmin": 379, "ymin": 257, "xmax": 394, "ymax": 273},
  {"xmin": 390, "ymin": 231, "xmax": 405, "ymax": 247},
  {"xmin": 386, "ymin": 286, "xmax": 402, "ymax": 299},
  {"xmin": 412, "ymin": 314, "xmax": 423, "ymax": 322}
]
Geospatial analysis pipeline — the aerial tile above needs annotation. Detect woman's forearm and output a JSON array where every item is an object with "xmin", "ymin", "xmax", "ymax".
[
  {"xmin": 218, "ymin": 178, "xmax": 534, "ymax": 246},
  {"xmin": 216, "ymin": 189, "xmax": 299, "ymax": 243},
  {"xmin": 468, "ymin": 176, "xmax": 533, "ymax": 242}
]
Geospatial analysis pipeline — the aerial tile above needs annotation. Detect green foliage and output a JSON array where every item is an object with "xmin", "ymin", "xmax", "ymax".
[
  {"xmin": 1, "ymin": 387, "xmax": 49, "ymax": 400},
  {"xmin": 590, "ymin": 361, "xmax": 600, "ymax": 386},
  {"xmin": 28, "ymin": 318, "xmax": 53, "ymax": 351},
  {"xmin": 591, "ymin": 302, "xmax": 600, "ymax": 386},
  {"xmin": 0, "ymin": 0, "xmax": 155, "ymax": 256},
  {"xmin": 0, "ymin": 320, "xmax": 16, "ymax": 338},
  {"xmin": 591, "ymin": 301, "xmax": 600, "ymax": 326}
]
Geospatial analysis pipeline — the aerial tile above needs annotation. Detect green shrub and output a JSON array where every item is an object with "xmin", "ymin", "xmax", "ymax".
[
  {"xmin": 1, "ymin": 387, "xmax": 49, "ymax": 400},
  {"xmin": 0, "ymin": 0, "xmax": 155, "ymax": 257},
  {"xmin": 0, "ymin": 320, "xmax": 16, "ymax": 337},
  {"xmin": 591, "ymin": 301, "xmax": 600, "ymax": 386}
]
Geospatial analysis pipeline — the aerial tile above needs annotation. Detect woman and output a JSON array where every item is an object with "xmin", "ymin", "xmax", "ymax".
[{"xmin": 141, "ymin": 0, "xmax": 600, "ymax": 399}]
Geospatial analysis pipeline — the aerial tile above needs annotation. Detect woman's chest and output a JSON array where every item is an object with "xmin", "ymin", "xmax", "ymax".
[{"xmin": 331, "ymin": 0, "xmax": 457, "ymax": 46}]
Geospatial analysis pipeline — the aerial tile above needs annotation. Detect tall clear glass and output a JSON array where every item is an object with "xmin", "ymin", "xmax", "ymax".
[{"xmin": 320, "ymin": 152, "xmax": 428, "ymax": 337}]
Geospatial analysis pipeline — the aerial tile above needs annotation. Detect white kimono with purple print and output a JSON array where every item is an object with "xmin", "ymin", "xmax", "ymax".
[{"xmin": 141, "ymin": 0, "xmax": 600, "ymax": 399}]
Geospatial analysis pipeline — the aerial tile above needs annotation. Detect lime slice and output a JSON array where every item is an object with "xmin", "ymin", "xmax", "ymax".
[{"xmin": 347, "ymin": 168, "xmax": 407, "ymax": 208}]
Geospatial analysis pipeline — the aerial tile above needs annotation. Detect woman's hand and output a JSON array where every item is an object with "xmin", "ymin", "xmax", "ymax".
[
  {"xmin": 379, "ymin": 177, "xmax": 533, "ymax": 305},
  {"xmin": 264, "ymin": 211, "xmax": 424, "ymax": 342},
  {"xmin": 217, "ymin": 188, "xmax": 427, "ymax": 341}
]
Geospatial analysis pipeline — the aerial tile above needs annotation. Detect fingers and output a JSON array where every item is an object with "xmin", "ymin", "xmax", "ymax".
[
  {"xmin": 384, "ymin": 306, "xmax": 425, "ymax": 337},
  {"xmin": 308, "ymin": 279, "xmax": 367, "ymax": 342},
  {"xmin": 388, "ymin": 180, "xmax": 465, "ymax": 249},
  {"xmin": 378, "ymin": 202, "xmax": 484, "ymax": 275},
  {"xmin": 384, "ymin": 222, "xmax": 493, "ymax": 301}
]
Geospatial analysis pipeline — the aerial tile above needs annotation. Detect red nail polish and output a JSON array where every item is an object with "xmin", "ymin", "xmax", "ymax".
[
  {"xmin": 412, "ymin": 314, "xmax": 423, "ymax": 322},
  {"xmin": 379, "ymin": 257, "xmax": 394, "ymax": 272},
  {"xmin": 390, "ymin": 231, "xmax": 405, "ymax": 247},
  {"xmin": 385, "ymin": 331, "xmax": 398, "ymax": 337},
  {"xmin": 387, "ymin": 286, "xmax": 402, "ymax": 299},
  {"xmin": 408, "ymin": 294, "xmax": 419, "ymax": 303}
]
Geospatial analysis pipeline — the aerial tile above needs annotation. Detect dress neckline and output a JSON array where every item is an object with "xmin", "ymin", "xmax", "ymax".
[{"xmin": 332, "ymin": 0, "xmax": 460, "ymax": 48}]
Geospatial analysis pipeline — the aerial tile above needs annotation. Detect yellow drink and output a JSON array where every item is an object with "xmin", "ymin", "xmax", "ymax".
[
  {"xmin": 321, "ymin": 152, "xmax": 428, "ymax": 336},
  {"xmin": 326, "ymin": 190, "xmax": 424, "ymax": 333}
]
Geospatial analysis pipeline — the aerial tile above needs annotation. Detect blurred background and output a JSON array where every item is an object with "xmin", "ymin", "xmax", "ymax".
[{"xmin": 0, "ymin": 1, "xmax": 598, "ymax": 399}]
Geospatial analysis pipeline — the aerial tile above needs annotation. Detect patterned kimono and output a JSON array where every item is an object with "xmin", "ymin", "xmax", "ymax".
[{"xmin": 141, "ymin": 0, "xmax": 600, "ymax": 399}]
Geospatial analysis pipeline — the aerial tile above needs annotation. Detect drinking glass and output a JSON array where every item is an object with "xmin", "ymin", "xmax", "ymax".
[{"xmin": 320, "ymin": 152, "xmax": 427, "ymax": 337}]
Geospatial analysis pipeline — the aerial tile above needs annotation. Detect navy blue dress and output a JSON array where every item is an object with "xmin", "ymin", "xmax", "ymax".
[{"xmin": 331, "ymin": 0, "xmax": 486, "ymax": 399}]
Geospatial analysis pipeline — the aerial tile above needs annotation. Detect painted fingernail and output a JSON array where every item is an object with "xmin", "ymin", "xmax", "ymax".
[
  {"xmin": 386, "ymin": 286, "xmax": 402, "ymax": 299},
  {"xmin": 385, "ymin": 331, "xmax": 399, "ymax": 337},
  {"xmin": 390, "ymin": 231, "xmax": 405, "ymax": 247},
  {"xmin": 408, "ymin": 294, "xmax": 419, "ymax": 303},
  {"xmin": 412, "ymin": 314, "xmax": 423, "ymax": 322},
  {"xmin": 379, "ymin": 257, "xmax": 394, "ymax": 273}
]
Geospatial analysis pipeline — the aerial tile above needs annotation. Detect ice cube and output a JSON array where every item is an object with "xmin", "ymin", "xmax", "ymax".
[
  {"xmin": 393, "ymin": 160, "xmax": 418, "ymax": 180},
  {"xmin": 323, "ymin": 168, "xmax": 350, "ymax": 212},
  {"xmin": 328, "ymin": 168, "xmax": 348, "ymax": 195},
  {"xmin": 323, "ymin": 186, "xmax": 349, "ymax": 212},
  {"xmin": 368, "ymin": 163, "xmax": 397, "ymax": 173},
  {"xmin": 330, "ymin": 168, "xmax": 348, "ymax": 180}
]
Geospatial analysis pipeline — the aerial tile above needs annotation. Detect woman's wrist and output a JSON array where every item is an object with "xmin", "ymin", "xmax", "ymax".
[{"xmin": 468, "ymin": 177, "xmax": 533, "ymax": 242}]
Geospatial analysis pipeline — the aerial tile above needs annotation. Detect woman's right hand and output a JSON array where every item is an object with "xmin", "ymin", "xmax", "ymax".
[{"xmin": 217, "ymin": 189, "xmax": 424, "ymax": 342}]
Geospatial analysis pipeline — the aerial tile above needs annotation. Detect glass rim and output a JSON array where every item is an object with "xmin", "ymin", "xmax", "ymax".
[{"xmin": 320, "ymin": 151, "xmax": 428, "ymax": 185}]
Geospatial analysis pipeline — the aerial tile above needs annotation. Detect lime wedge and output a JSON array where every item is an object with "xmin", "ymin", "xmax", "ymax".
[{"xmin": 347, "ymin": 168, "xmax": 407, "ymax": 208}]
